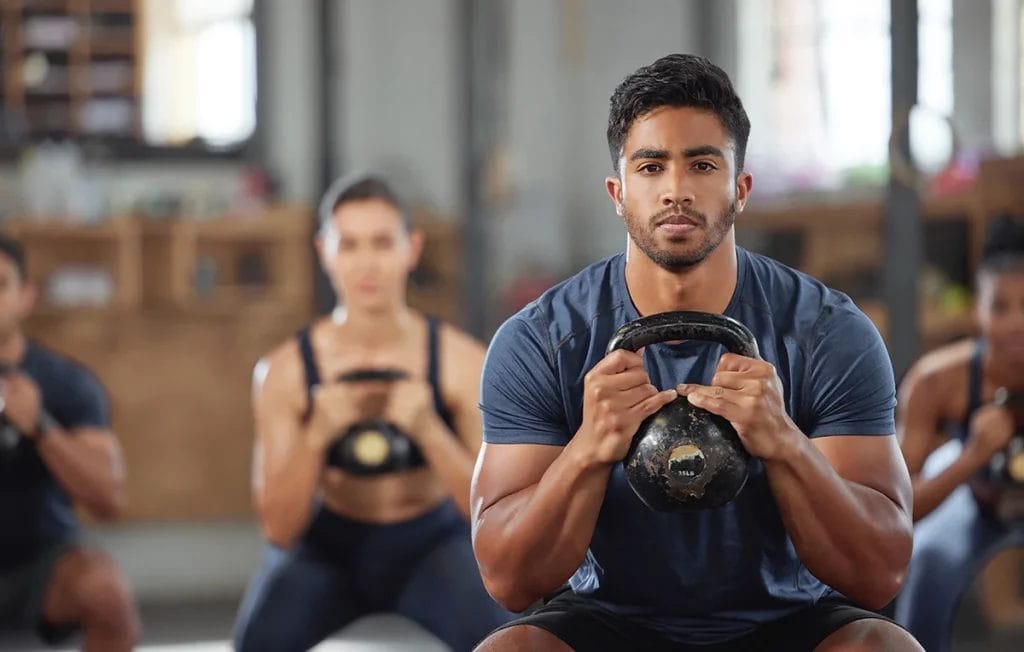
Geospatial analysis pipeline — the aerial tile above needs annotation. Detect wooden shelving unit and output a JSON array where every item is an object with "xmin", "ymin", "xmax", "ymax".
[
  {"xmin": 738, "ymin": 157, "xmax": 1024, "ymax": 353},
  {"xmin": 0, "ymin": 205, "xmax": 317, "ymax": 520},
  {"xmin": 0, "ymin": 0, "xmax": 140, "ymax": 141}
]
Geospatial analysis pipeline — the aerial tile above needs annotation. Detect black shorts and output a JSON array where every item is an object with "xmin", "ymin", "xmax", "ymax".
[
  {"xmin": 0, "ymin": 542, "xmax": 79, "ymax": 644},
  {"xmin": 498, "ymin": 588, "xmax": 900, "ymax": 652}
]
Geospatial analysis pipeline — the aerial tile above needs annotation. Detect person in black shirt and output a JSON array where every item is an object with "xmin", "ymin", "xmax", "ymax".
[{"xmin": 0, "ymin": 234, "xmax": 139, "ymax": 650}]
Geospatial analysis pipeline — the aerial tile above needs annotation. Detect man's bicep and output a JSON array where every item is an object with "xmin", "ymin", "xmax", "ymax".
[
  {"xmin": 69, "ymin": 427, "xmax": 121, "ymax": 453},
  {"xmin": 814, "ymin": 434, "xmax": 912, "ymax": 512},
  {"xmin": 805, "ymin": 305, "xmax": 896, "ymax": 437},
  {"xmin": 61, "ymin": 370, "xmax": 111, "ymax": 430},
  {"xmin": 472, "ymin": 442, "xmax": 563, "ymax": 514},
  {"xmin": 480, "ymin": 315, "xmax": 568, "ymax": 446}
]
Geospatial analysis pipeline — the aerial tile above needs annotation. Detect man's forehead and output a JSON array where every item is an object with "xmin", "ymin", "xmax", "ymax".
[{"xmin": 628, "ymin": 106, "xmax": 729, "ymax": 138}]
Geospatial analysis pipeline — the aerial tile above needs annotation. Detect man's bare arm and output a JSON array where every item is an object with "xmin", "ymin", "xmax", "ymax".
[
  {"xmin": 34, "ymin": 427, "xmax": 125, "ymax": 519},
  {"xmin": 766, "ymin": 434, "xmax": 913, "ymax": 609},
  {"xmin": 471, "ymin": 440, "xmax": 616, "ymax": 612},
  {"xmin": 472, "ymin": 350, "xmax": 676, "ymax": 612}
]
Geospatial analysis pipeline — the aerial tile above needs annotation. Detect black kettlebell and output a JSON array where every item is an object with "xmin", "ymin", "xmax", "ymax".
[
  {"xmin": 0, "ymin": 402, "xmax": 21, "ymax": 466},
  {"xmin": 989, "ymin": 387, "xmax": 1024, "ymax": 486},
  {"xmin": 0, "ymin": 365, "xmax": 24, "ymax": 465},
  {"xmin": 327, "ymin": 368, "xmax": 424, "ymax": 475},
  {"xmin": 606, "ymin": 311, "xmax": 760, "ymax": 512}
]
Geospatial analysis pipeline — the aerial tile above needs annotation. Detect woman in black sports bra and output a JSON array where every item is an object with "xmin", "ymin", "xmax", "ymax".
[
  {"xmin": 233, "ymin": 174, "xmax": 510, "ymax": 652},
  {"xmin": 895, "ymin": 215, "xmax": 1024, "ymax": 652}
]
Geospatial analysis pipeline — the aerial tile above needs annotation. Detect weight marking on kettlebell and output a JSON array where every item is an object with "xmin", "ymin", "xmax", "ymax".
[
  {"xmin": 668, "ymin": 444, "xmax": 706, "ymax": 479},
  {"xmin": 353, "ymin": 430, "xmax": 390, "ymax": 466}
]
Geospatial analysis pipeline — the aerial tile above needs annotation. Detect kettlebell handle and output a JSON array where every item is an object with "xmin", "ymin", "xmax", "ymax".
[
  {"xmin": 606, "ymin": 311, "xmax": 759, "ymax": 359},
  {"xmin": 335, "ymin": 368, "xmax": 408, "ymax": 383}
]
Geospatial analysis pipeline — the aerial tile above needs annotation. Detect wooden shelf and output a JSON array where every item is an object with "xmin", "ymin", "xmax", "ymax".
[
  {"xmin": 6, "ymin": 205, "xmax": 317, "ymax": 520},
  {"xmin": 738, "ymin": 157, "xmax": 1024, "ymax": 353},
  {"xmin": 0, "ymin": 0, "xmax": 140, "ymax": 139}
]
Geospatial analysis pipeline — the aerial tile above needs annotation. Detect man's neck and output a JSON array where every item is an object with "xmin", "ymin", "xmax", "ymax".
[
  {"xmin": 624, "ymin": 236, "xmax": 739, "ymax": 316},
  {"xmin": 0, "ymin": 330, "xmax": 27, "ymax": 366}
]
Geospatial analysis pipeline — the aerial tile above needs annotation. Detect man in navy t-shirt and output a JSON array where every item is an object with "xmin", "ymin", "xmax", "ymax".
[
  {"xmin": 0, "ymin": 235, "xmax": 139, "ymax": 649},
  {"xmin": 470, "ymin": 54, "xmax": 922, "ymax": 651}
]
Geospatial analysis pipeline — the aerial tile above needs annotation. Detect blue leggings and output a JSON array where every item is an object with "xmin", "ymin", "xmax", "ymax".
[
  {"xmin": 894, "ymin": 484, "xmax": 1024, "ymax": 652},
  {"xmin": 232, "ymin": 500, "xmax": 511, "ymax": 652}
]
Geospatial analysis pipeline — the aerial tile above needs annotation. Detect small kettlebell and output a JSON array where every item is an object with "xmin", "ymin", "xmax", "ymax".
[
  {"xmin": 606, "ymin": 311, "xmax": 760, "ymax": 511},
  {"xmin": 326, "ymin": 368, "xmax": 424, "ymax": 475},
  {"xmin": 990, "ymin": 387, "xmax": 1024, "ymax": 486}
]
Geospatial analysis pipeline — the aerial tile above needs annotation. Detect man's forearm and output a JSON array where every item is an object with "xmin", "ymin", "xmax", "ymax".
[
  {"xmin": 764, "ymin": 435, "xmax": 913, "ymax": 609},
  {"xmin": 35, "ymin": 429, "xmax": 124, "ymax": 518},
  {"xmin": 474, "ymin": 438, "xmax": 612, "ymax": 612}
]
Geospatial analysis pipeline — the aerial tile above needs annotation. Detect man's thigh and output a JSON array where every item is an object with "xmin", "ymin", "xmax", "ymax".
[
  {"xmin": 753, "ymin": 599, "xmax": 921, "ymax": 652},
  {"xmin": 38, "ymin": 545, "xmax": 137, "ymax": 644},
  {"xmin": 0, "ymin": 542, "xmax": 78, "ymax": 643},
  {"xmin": 480, "ymin": 589, "xmax": 677, "ymax": 652}
]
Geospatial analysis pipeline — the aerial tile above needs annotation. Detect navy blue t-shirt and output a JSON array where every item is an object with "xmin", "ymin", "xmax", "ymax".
[
  {"xmin": 480, "ymin": 247, "xmax": 896, "ymax": 644},
  {"xmin": 0, "ymin": 341, "xmax": 110, "ymax": 568}
]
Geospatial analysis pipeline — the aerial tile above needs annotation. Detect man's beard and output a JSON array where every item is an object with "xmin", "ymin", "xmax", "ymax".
[{"xmin": 625, "ymin": 201, "xmax": 736, "ymax": 271}]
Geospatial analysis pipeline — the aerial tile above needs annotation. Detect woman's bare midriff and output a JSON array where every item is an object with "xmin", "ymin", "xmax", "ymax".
[{"xmin": 320, "ymin": 466, "xmax": 449, "ymax": 523}]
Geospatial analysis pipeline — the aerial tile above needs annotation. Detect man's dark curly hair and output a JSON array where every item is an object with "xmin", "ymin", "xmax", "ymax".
[{"xmin": 606, "ymin": 54, "xmax": 750, "ymax": 175}]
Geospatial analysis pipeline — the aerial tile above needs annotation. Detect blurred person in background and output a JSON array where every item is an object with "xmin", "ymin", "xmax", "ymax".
[
  {"xmin": 0, "ymin": 234, "xmax": 139, "ymax": 651},
  {"xmin": 232, "ymin": 174, "xmax": 510, "ymax": 652},
  {"xmin": 896, "ymin": 215, "xmax": 1024, "ymax": 652}
]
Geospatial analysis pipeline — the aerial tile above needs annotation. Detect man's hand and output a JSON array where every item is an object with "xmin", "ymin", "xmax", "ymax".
[
  {"xmin": 963, "ymin": 404, "xmax": 1015, "ymax": 466},
  {"xmin": 0, "ymin": 372, "xmax": 42, "ymax": 437},
  {"xmin": 678, "ymin": 353, "xmax": 800, "ymax": 460},
  {"xmin": 577, "ymin": 349, "xmax": 677, "ymax": 465}
]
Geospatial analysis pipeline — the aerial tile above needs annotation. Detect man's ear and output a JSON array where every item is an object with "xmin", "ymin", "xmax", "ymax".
[
  {"xmin": 735, "ymin": 171, "xmax": 753, "ymax": 213},
  {"xmin": 606, "ymin": 174, "xmax": 624, "ymax": 218}
]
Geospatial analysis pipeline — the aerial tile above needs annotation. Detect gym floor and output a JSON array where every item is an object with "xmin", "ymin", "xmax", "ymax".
[{"xmin": 1, "ymin": 590, "xmax": 1022, "ymax": 651}]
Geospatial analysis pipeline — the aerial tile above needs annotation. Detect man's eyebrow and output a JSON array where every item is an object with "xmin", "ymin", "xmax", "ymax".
[
  {"xmin": 682, "ymin": 145, "xmax": 726, "ymax": 159},
  {"xmin": 627, "ymin": 145, "xmax": 726, "ymax": 162},
  {"xmin": 628, "ymin": 148, "xmax": 669, "ymax": 162}
]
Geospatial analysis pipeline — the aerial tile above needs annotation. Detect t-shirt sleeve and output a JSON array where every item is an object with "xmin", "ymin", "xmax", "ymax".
[
  {"xmin": 479, "ymin": 313, "xmax": 570, "ymax": 446},
  {"xmin": 802, "ymin": 299, "xmax": 896, "ymax": 437},
  {"xmin": 55, "ymin": 367, "xmax": 112, "ymax": 431}
]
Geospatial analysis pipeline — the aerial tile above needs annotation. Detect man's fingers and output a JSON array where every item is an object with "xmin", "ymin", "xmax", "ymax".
[
  {"xmin": 597, "ymin": 368, "xmax": 656, "ymax": 392},
  {"xmin": 597, "ymin": 349, "xmax": 645, "ymax": 374},
  {"xmin": 716, "ymin": 353, "xmax": 762, "ymax": 373},
  {"xmin": 618, "ymin": 383, "xmax": 659, "ymax": 409},
  {"xmin": 685, "ymin": 388, "xmax": 746, "ymax": 421},
  {"xmin": 633, "ymin": 389, "xmax": 679, "ymax": 417}
]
